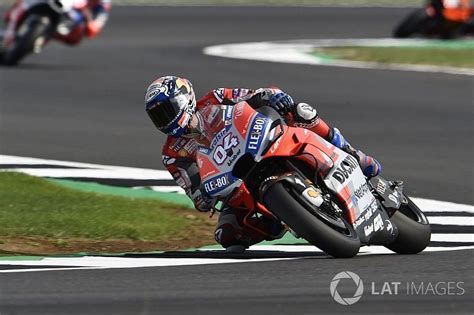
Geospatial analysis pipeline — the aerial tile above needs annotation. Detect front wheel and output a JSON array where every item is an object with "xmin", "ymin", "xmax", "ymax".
[
  {"xmin": 3, "ymin": 14, "xmax": 53, "ymax": 66},
  {"xmin": 385, "ymin": 196, "xmax": 431, "ymax": 254},
  {"xmin": 263, "ymin": 182, "xmax": 360, "ymax": 258}
]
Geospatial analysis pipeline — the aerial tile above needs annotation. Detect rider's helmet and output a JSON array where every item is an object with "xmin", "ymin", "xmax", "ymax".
[{"xmin": 145, "ymin": 76, "xmax": 196, "ymax": 137}]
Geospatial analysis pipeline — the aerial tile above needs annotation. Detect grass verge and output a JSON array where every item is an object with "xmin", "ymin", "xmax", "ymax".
[
  {"xmin": 0, "ymin": 172, "xmax": 216, "ymax": 255},
  {"xmin": 313, "ymin": 46, "xmax": 474, "ymax": 68}
]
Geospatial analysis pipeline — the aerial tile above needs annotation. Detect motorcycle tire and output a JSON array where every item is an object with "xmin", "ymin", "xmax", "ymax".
[
  {"xmin": 263, "ymin": 182, "xmax": 360, "ymax": 258},
  {"xmin": 3, "ymin": 14, "xmax": 52, "ymax": 66},
  {"xmin": 393, "ymin": 9, "xmax": 429, "ymax": 38},
  {"xmin": 385, "ymin": 196, "xmax": 431, "ymax": 254}
]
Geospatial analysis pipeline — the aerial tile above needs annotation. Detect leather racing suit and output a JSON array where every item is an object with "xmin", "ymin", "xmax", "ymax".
[{"xmin": 162, "ymin": 87, "xmax": 378, "ymax": 249}]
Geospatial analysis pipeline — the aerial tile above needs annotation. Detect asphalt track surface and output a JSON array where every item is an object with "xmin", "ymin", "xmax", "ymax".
[{"xmin": 0, "ymin": 6, "xmax": 473, "ymax": 315}]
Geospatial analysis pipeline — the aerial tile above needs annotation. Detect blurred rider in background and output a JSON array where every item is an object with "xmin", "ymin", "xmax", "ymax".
[
  {"xmin": 430, "ymin": 0, "xmax": 472, "ymax": 23},
  {"xmin": 429, "ymin": 0, "xmax": 474, "ymax": 34},
  {"xmin": 144, "ymin": 76, "xmax": 382, "ymax": 253},
  {"xmin": 2, "ymin": 0, "xmax": 111, "ymax": 47}
]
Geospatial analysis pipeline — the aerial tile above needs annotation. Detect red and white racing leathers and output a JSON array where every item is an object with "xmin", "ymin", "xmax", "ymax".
[
  {"xmin": 161, "ymin": 87, "xmax": 333, "ymax": 248},
  {"xmin": 161, "ymin": 87, "xmax": 331, "ymax": 207}
]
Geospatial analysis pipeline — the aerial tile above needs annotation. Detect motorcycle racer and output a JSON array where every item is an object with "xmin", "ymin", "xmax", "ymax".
[
  {"xmin": 145, "ymin": 76, "xmax": 381, "ymax": 252},
  {"xmin": 430, "ymin": 0, "xmax": 473, "ymax": 23},
  {"xmin": 2, "ymin": 0, "xmax": 111, "ymax": 48},
  {"xmin": 428, "ymin": 0, "xmax": 474, "ymax": 35}
]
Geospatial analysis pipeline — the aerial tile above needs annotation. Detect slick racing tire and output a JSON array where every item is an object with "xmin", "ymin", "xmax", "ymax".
[
  {"xmin": 3, "ymin": 14, "xmax": 52, "ymax": 66},
  {"xmin": 385, "ymin": 196, "xmax": 431, "ymax": 254},
  {"xmin": 263, "ymin": 182, "xmax": 360, "ymax": 258},
  {"xmin": 393, "ymin": 9, "xmax": 429, "ymax": 38}
]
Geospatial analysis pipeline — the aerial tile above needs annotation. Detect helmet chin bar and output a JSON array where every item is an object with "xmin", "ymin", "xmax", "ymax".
[{"xmin": 183, "ymin": 112, "xmax": 204, "ymax": 138}]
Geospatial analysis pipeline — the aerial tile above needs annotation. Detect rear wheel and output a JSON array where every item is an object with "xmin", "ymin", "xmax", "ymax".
[
  {"xmin": 385, "ymin": 196, "xmax": 431, "ymax": 254},
  {"xmin": 393, "ymin": 9, "xmax": 430, "ymax": 38},
  {"xmin": 263, "ymin": 182, "xmax": 360, "ymax": 258},
  {"xmin": 3, "ymin": 14, "xmax": 53, "ymax": 66}
]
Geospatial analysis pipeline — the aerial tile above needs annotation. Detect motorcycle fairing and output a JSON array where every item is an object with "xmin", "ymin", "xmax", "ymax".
[
  {"xmin": 322, "ymin": 149, "xmax": 398, "ymax": 244},
  {"xmin": 198, "ymin": 103, "xmax": 275, "ymax": 198},
  {"xmin": 265, "ymin": 124, "xmax": 397, "ymax": 244}
]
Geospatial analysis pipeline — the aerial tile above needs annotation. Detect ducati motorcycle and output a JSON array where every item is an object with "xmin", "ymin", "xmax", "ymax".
[
  {"xmin": 0, "ymin": 0, "xmax": 85, "ymax": 65},
  {"xmin": 393, "ymin": 1, "xmax": 474, "ymax": 38},
  {"xmin": 196, "ymin": 103, "xmax": 431, "ymax": 258}
]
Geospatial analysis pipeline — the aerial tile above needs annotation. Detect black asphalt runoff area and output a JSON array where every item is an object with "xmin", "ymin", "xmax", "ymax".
[{"xmin": 0, "ymin": 6, "xmax": 473, "ymax": 314}]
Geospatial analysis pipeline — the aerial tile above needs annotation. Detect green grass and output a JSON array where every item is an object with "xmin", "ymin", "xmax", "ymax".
[
  {"xmin": 313, "ymin": 46, "xmax": 474, "ymax": 68},
  {"xmin": 0, "ymin": 172, "xmax": 201, "ymax": 241}
]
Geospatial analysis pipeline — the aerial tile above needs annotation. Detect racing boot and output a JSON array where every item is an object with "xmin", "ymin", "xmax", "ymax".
[
  {"xmin": 215, "ymin": 208, "xmax": 285, "ymax": 252},
  {"xmin": 329, "ymin": 128, "xmax": 382, "ymax": 178}
]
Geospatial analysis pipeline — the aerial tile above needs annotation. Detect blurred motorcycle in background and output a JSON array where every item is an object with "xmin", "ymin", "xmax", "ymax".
[
  {"xmin": 393, "ymin": 0, "xmax": 474, "ymax": 38},
  {"xmin": 0, "ymin": 0, "xmax": 89, "ymax": 65}
]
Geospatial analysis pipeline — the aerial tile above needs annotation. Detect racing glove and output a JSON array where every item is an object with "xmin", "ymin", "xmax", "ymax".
[
  {"xmin": 190, "ymin": 188, "xmax": 216, "ymax": 212},
  {"xmin": 269, "ymin": 92, "xmax": 294, "ymax": 115}
]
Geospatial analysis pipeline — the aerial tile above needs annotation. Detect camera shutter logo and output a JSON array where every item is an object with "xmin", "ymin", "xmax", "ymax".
[{"xmin": 330, "ymin": 271, "xmax": 364, "ymax": 305}]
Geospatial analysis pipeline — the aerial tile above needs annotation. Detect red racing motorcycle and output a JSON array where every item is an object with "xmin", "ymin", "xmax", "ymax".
[
  {"xmin": 0, "ymin": 0, "xmax": 86, "ymax": 65},
  {"xmin": 195, "ymin": 102, "xmax": 431, "ymax": 258}
]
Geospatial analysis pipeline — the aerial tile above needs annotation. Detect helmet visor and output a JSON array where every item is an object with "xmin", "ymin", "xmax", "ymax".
[{"xmin": 147, "ymin": 94, "xmax": 188, "ymax": 130}]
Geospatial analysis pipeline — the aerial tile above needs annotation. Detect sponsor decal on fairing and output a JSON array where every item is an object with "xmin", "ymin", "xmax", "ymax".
[
  {"xmin": 246, "ymin": 114, "xmax": 268, "ymax": 154},
  {"xmin": 203, "ymin": 172, "xmax": 234, "ymax": 196},
  {"xmin": 331, "ymin": 155, "xmax": 359, "ymax": 185},
  {"xmin": 213, "ymin": 133, "xmax": 239, "ymax": 165}
]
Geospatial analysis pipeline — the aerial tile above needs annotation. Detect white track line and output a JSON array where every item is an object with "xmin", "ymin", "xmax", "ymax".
[
  {"xmin": 203, "ymin": 38, "xmax": 474, "ymax": 76},
  {"xmin": 1, "ymin": 245, "xmax": 473, "ymax": 273},
  {"xmin": 428, "ymin": 217, "xmax": 474, "ymax": 225},
  {"xmin": 414, "ymin": 198, "xmax": 474, "ymax": 214},
  {"xmin": 431, "ymin": 234, "xmax": 474, "ymax": 242},
  {"xmin": 0, "ymin": 267, "xmax": 108, "ymax": 273},
  {"xmin": 0, "ymin": 154, "xmax": 172, "ymax": 180},
  {"xmin": 133, "ymin": 186, "xmax": 186, "ymax": 193},
  {"xmin": 0, "ymin": 257, "xmax": 297, "ymax": 273},
  {"xmin": 5, "ymin": 168, "xmax": 171, "ymax": 180},
  {"xmin": 201, "ymin": 243, "xmax": 474, "ymax": 253}
]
